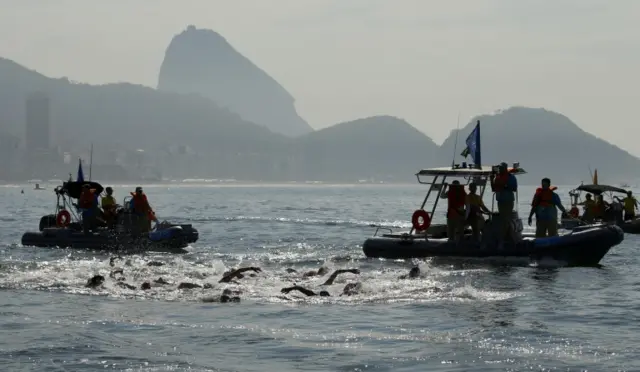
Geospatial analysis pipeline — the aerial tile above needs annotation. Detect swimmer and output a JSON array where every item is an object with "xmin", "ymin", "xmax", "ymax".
[
  {"xmin": 219, "ymin": 267, "xmax": 262, "ymax": 283},
  {"xmin": 398, "ymin": 266, "xmax": 421, "ymax": 279},
  {"xmin": 322, "ymin": 268, "xmax": 360, "ymax": 285}
]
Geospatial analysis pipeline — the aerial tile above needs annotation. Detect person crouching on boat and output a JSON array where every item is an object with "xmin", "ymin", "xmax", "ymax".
[
  {"xmin": 130, "ymin": 186, "xmax": 152, "ymax": 234},
  {"xmin": 465, "ymin": 182, "xmax": 491, "ymax": 242},
  {"xmin": 527, "ymin": 178, "xmax": 569, "ymax": 238},
  {"xmin": 101, "ymin": 187, "xmax": 117, "ymax": 228},
  {"xmin": 578, "ymin": 193, "xmax": 596, "ymax": 222},
  {"xmin": 79, "ymin": 184, "xmax": 99, "ymax": 233},
  {"xmin": 490, "ymin": 162, "xmax": 518, "ymax": 244},
  {"xmin": 440, "ymin": 180, "xmax": 467, "ymax": 242}
]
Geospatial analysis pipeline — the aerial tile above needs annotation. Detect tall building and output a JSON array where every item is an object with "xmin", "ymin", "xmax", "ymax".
[{"xmin": 25, "ymin": 92, "xmax": 50, "ymax": 151}]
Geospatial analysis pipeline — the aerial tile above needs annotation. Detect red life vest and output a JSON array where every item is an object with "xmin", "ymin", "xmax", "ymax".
[
  {"xmin": 131, "ymin": 193, "xmax": 150, "ymax": 214},
  {"xmin": 79, "ymin": 190, "xmax": 94, "ymax": 209},
  {"xmin": 447, "ymin": 185, "xmax": 466, "ymax": 217},
  {"xmin": 492, "ymin": 172, "xmax": 509, "ymax": 192},
  {"xmin": 532, "ymin": 187, "xmax": 555, "ymax": 207}
]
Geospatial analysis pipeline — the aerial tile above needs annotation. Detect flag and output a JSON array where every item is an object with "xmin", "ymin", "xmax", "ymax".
[
  {"xmin": 460, "ymin": 121, "xmax": 481, "ymax": 168},
  {"xmin": 77, "ymin": 158, "xmax": 85, "ymax": 183},
  {"xmin": 593, "ymin": 169, "xmax": 598, "ymax": 185}
]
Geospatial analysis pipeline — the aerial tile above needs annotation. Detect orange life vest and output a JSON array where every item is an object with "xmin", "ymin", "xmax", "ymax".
[
  {"xmin": 532, "ymin": 187, "xmax": 555, "ymax": 207},
  {"xmin": 447, "ymin": 185, "xmax": 466, "ymax": 217},
  {"xmin": 79, "ymin": 190, "xmax": 95, "ymax": 209}
]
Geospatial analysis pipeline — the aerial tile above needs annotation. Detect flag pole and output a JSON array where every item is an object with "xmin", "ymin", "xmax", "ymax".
[
  {"xmin": 89, "ymin": 143, "xmax": 93, "ymax": 181},
  {"xmin": 451, "ymin": 113, "xmax": 461, "ymax": 169},
  {"xmin": 475, "ymin": 120, "xmax": 481, "ymax": 169}
]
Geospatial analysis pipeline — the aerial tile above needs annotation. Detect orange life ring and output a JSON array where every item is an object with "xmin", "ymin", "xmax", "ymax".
[
  {"xmin": 411, "ymin": 209, "xmax": 431, "ymax": 231},
  {"xmin": 56, "ymin": 210, "xmax": 71, "ymax": 227},
  {"xmin": 569, "ymin": 206, "xmax": 579, "ymax": 218}
]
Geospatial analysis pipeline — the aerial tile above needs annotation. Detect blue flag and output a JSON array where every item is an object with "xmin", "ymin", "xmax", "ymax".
[
  {"xmin": 460, "ymin": 121, "xmax": 481, "ymax": 168},
  {"xmin": 77, "ymin": 158, "xmax": 85, "ymax": 183}
]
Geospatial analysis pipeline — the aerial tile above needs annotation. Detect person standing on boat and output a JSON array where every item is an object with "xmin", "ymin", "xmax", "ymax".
[
  {"xmin": 439, "ymin": 180, "xmax": 467, "ymax": 242},
  {"xmin": 619, "ymin": 191, "xmax": 638, "ymax": 221},
  {"xmin": 465, "ymin": 182, "xmax": 491, "ymax": 242},
  {"xmin": 79, "ymin": 184, "xmax": 99, "ymax": 233},
  {"xmin": 130, "ymin": 186, "xmax": 152, "ymax": 234},
  {"xmin": 490, "ymin": 162, "xmax": 518, "ymax": 243},
  {"xmin": 528, "ymin": 178, "xmax": 569, "ymax": 237},
  {"xmin": 101, "ymin": 187, "xmax": 117, "ymax": 228}
]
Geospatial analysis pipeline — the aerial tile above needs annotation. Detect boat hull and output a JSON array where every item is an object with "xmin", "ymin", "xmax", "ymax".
[
  {"xmin": 21, "ymin": 225, "xmax": 198, "ymax": 254},
  {"xmin": 362, "ymin": 225, "xmax": 623, "ymax": 266},
  {"xmin": 560, "ymin": 218, "xmax": 640, "ymax": 234}
]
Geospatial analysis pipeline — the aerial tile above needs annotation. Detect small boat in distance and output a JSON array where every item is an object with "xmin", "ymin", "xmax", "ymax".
[
  {"xmin": 34, "ymin": 183, "xmax": 45, "ymax": 190},
  {"xmin": 560, "ymin": 179, "xmax": 640, "ymax": 234},
  {"xmin": 362, "ymin": 121, "xmax": 623, "ymax": 266}
]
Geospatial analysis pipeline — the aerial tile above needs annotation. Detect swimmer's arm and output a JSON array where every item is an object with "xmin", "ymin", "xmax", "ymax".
[
  {"xmin": 219, "ymin": 267, "xmax": 262, "ymax": 283},
  {"xmin": 322, "ymin": 269, "xmax": 360, "ymax": 285},
  {"xmin": 281, "ymin": 286, "xmax": 316, "ymax": 296}
]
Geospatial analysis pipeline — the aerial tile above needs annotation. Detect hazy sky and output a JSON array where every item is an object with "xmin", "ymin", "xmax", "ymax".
[{"xmin": 1, "ymin": 0, "xmax": 639, "ymax": 154}]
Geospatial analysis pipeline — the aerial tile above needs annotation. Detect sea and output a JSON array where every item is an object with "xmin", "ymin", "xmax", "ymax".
[{"xmin": 0, "ymin": 183, "xmax": 638, "ymax": 371}]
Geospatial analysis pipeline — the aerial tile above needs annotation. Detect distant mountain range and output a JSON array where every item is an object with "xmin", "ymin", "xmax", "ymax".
[
  {"xmin": 439, "ymin": 107, "xmax": 640, "ymax": 184},
  {"xmin": 0, "ymin": 25, "xmax": 638, "ymax": 184}
]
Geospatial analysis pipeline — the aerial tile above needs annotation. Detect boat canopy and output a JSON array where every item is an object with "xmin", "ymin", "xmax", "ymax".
[
  {"xmin": 576, "ymin": 184, "xmax": 628, "ymax": 195},
  {"xmin": 417, "ymin": 165, "xmax": 527, "ymax": 178},
  {"xmin": 59, "ymin": 181, "xmax": 104, "ymax": 199}
]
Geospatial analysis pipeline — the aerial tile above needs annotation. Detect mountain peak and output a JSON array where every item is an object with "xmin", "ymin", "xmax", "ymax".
[{"xmin": 157, "ymin": 25, "xmax": 313, "ymax": 137}]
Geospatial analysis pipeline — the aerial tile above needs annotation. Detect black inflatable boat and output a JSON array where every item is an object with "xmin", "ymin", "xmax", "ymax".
[
  {"xmin": 20, "ymin": 179, "xmax": 199, "ymax": 253},
  {"xmin": 363, "ymin": 224, "xmax": 623, "ymax": 266}
]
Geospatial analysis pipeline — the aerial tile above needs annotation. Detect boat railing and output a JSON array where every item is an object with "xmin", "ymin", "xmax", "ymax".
[{"xmin": 373, "ymin": 227, "xmax": 393, "ymax": 237}]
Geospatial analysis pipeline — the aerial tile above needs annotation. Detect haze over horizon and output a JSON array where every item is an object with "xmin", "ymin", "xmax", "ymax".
[{"xmin": 1, "ymin": 0, "xmax": 638, "ymax": 154}]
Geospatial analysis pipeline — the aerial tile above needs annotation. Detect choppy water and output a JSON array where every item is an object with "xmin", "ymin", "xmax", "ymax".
[{"xmin": 1, "ymin": 184, "xmax": 638, "ymax": 371}]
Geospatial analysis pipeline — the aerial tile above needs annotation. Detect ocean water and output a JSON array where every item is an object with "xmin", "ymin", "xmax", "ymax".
[{"xmin": 0, "ymin": 183, "xmax": 638, "ymax": 371}]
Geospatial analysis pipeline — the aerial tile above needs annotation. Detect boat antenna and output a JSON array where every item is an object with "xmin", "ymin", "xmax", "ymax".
[
  {"xmin": 451, "ymin": 112, "xmax": 461, "ymax": 168},
  {"xmin": 587, "ymin": 165, "xmax": 593, "ymax": 183},
  {"xmin": 89, "ymin": 143, "xmax": 93, "ymax": 181}
]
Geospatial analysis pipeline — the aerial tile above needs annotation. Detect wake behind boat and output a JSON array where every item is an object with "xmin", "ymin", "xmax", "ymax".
[
  {"xmin": 21, "ymin": 162, "xmax": 198, "ymax": 253},
  {"xmin": 362, "ymin": 121, "xmax": 623, "ymax": 266}
]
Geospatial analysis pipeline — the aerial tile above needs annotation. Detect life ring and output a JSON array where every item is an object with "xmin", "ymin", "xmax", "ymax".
[
  {"xmin": 56, "ymin": 210, "xmax": 71, "ymax": 227},
  {"xmin": 569, "ymin": 206, "xmax": 579, "ymax": 218},
  {"xmin": 411, "ymin": 209, "xmax": 431, "ymax": 231}
]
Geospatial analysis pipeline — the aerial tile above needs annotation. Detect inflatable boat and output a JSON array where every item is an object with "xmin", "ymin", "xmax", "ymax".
[
  {"xmin": 362, "ymin": 121, "xmax": 623, "ymax": 266},
  {"xmin": 560, "ymin": 183, "xmax": 640, "ymax": 234},
  {"xmin": 363, "ymin": 223, "xmax": 623, "ymax": 266},
  {"xmin": 21, "ymin": 177, "xmax": 199, "ymax": 253}
]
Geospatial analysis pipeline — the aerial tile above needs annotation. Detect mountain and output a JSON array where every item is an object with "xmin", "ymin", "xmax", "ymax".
[
  {"xmin": 157, "ymin": 25, "xmax": 312, "ymax": 137},
  {"xmin": 0, "ymin": 57, "xmax": 291, "ymax": 180},
  {"xmin": 439, "ymin": 107, "xmax": 640, "ymax": 184},
  {"xmin": 294, "ymin": 116, "xmax": 440, "ymax": 182},
  {"xmin": 0, "ymin": 57, "xmax": 437, "ymax": 182}
]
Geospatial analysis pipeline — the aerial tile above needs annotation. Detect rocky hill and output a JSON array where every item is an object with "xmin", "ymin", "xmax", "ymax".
[
  {"xmin": 438, "ymin": 107, "xmax": 640, "ymax": 184},
  {"xmin": 157, "ymin": 25, "xmax": 312, "ymax": 137},
  {"xmin": 294, "ymin": 115, "xmax": 440, "ymax": 182}
]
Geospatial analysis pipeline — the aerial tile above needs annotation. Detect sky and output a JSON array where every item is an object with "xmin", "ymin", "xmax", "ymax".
[{"xmin": 1, "ymin": 0, "xmax": 639, "ymax": 154}]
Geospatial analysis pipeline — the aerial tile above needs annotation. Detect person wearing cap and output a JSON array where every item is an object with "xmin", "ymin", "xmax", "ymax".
[
  {"xmin": 578, "ymin": 193, "xmax": 596, "ymax": 222},
  {"xmin": 129, "ymin": 186, "xmax": 153, "ymax": 233},
  {"xmin": 101, "ymin": 187, "xmax": 117, "ymax": 228},
  {"xmin": 440, "ymin": 180, "xmax": 467, "ymax": 242},
  {"xmin": 490, "ymin": 162, "xmax": 518, "ymax": 244}
]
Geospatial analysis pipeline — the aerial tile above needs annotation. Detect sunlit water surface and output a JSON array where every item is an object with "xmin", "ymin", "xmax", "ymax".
[{"xmin": 1, "ymin": 184, "xmax": 638, "ymax": 371}]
